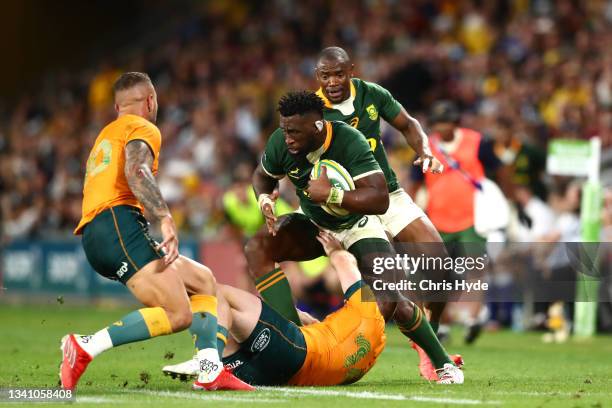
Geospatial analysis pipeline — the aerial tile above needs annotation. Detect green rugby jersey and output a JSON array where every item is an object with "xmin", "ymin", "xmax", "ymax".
[
  {"xmin": 316, "ymin": 78, "xmax": 402, "ymax": 192},
  {"xmin": 261, "ymin": 121, "xmax": 382, "ymax": 230}
]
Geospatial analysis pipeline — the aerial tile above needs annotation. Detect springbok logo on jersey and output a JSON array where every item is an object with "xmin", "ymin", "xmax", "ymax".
[
  {"xmin": 288, "ymin": 167, "xmax": 300, "ymax": 178},
  {"xmin": 367, "ymin": 138, "xmax": 377, "ymax": 152},
  {"xmin": 366, "ymin": 104, "xmax": 378, "ymax": 121},
  {"xmin": 349, "ymin": 117, "xmax": 359, "ymax": 128}
]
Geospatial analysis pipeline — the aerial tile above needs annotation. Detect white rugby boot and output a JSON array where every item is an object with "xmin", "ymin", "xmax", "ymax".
[
  {"xmin": 436, "ymin": 363, "xmax": 464, "ymax": 384},
  {"xmin": 162, "ymin": 355, "xmax": 198, "ymax": 381}
]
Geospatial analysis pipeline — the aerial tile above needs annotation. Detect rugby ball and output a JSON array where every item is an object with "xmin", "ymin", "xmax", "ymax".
[{"xmin": 310, "ymin": 159, "xmax": 355, "ymax": 217}]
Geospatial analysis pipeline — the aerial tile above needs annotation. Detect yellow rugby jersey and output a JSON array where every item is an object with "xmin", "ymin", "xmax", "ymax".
[
  {"xmin": 74, "ymin": 114, "xmax": 162, "ymax": 234},
  {"xmin": 288, "ymin": 287, "xmax": 386, "ymax": 386}
]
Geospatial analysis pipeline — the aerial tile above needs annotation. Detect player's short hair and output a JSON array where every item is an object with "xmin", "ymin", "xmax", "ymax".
[
  {"xmin": 317, "ymin": 46, "xmax": 350, "ymax": 63},
  {"xmin": 112, "ymin": 72, "xmax": 152, "ymax": 95},
  {"xmin": 278, "ymin": 91, "xmax": 324, "ymax": 117}
]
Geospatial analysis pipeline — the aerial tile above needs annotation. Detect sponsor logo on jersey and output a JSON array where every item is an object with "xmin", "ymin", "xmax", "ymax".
[
  {"xmin": 225, "ymin": 359, "xmax": 244, "ymax": 370},
  {"xmin": 357, "ymin": 216, "xmax": 369, "ymax": 228},
  {"xmin": 116, "ymin": 262, "xmax": 128, "ymax": 278},
  {"xmin": 349, "ymin": 117, "xmax": 359, "ymax": 128},
  {"xmin": 250, "ymin": 328, "xmax": 271, "ymax": 352},
  {"xmin": 366, "ymin": 104, "xmax": 378, "ymax": 121}
]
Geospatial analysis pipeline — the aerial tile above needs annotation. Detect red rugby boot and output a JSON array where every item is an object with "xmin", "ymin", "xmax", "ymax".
[
  {"xmin": 193, "ymin": 367, "xmax": 255, "ymax": 391},
  {"xmin": 59, "ymin": 334, "xmax": 93, "ymax": 390}
]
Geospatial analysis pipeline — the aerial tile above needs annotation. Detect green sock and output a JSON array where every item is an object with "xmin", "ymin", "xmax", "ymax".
[
  {"xmin": 397, "ymin": 305, "xmax": 452, "ymax": 369},
  {"xmin": 255, "ymin": 268, "xmax": 301, "ymax": 326},
  {"xmin": 217, "ymin": 326, "xmax": 229, "ymax": 357},
  {"xmin": 190, "ymin": 312, "xmax": 218, "ymax": 350},
  {"xmin": 107, "ymin": 307, "xmax": 172, "ymax": 347},
  {"xmin": 189, "ymin": 295, "xmax": 219, "ymax": 351}
]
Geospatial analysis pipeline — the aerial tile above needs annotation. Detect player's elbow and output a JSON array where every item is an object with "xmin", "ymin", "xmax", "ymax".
[{"xmin": 370, "ymin": 193, "xmax": 389, "ymax": 214}]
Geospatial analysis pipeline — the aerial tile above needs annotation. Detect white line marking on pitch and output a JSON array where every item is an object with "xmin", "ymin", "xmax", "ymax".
[
  {"xmin": 410, "ymin": 396, "xmax": 500, "ymax": 405},
  {"xmin": 262, "ymin": 387, "xmax": 501, "ymax": 404},
  {"xmin": 126, "ymin": 389, "xmax": 287, "ymax": 403},
  {"xmin": 491, "ymin": 390, "xmax": 606, "ymax": 397}
]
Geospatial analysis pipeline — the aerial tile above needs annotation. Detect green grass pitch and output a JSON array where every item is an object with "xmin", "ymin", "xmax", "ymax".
[{"xmin": 1, "ymin": 303, "xmax": 611, "ymax": 407}]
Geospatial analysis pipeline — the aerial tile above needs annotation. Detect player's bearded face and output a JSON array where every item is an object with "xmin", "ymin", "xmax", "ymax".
[
  {"xmin": 316, "ymin": 60, "xmax": 352, "ymax": 104},
  {"xmin": 280, "ymin": 115, "xmax": 318, "ymax": 156}
]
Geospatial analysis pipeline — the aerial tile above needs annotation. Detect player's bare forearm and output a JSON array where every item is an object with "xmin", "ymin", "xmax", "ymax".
[
  {"xmin": 252, "ymin": 164, "xmax": 279, "ymax": 196},
  {"xmin": 392, "ymin": 108, "xmax": 431, "ymax": 157},
  {"xmin": 124, "ymin": 140, "xmax": 171, "ymax": 221},
  {"xmin": 341, "ymin": 173, "xmax": 389, "ymax": 214}
]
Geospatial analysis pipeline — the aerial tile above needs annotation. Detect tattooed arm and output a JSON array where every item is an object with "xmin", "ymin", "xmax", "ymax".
[{"xmin": 124, "ymin": 139, "xmax": 178, "ymax": 264}]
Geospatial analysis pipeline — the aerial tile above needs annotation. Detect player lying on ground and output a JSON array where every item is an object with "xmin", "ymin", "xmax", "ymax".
[
  {"xmin": 314, "ymin": 46, "xmax": 459, "ymax": 379},
  {"xmin": 59, "ymin": 72, "xmax": 252, "ymax": 391},
  {"xmin": 165, "ymin": 91, "xmax": 462, "ymax": 381},
  {"xmin": 166, "ymin": 232, "xmax": 463, "ymax": 385}
]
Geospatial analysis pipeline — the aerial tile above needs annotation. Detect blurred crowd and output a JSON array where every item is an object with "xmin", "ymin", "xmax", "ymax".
[{"xmin": 1, "ymin": 0, "xmax": 612, "ymax": 243}]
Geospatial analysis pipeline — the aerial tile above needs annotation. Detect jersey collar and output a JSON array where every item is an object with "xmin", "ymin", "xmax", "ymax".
[
  {"xmin": 315, "ymin": 80, "xmax": 357, "ymax": 115},
  {"xmin": 306, "ymin": 121, "xmax": 333, "ymax": 164}
]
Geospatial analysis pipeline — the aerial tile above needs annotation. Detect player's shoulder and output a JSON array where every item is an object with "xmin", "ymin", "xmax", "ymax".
[
  {"xmin": 330, "ymin": 121, "xmax": 368, "ymax": 148},
  {"xmin": 267, "ymin": 127, "xmax": 286, "ymax": 147},
  {"xmin": 127, "ymin": 114, "xmax": 160, "ymax": 133},
  {"xmin": 353, "ymin": 77, "xmax": 389, "ymax": 96},
  {"xmin": 114, "ymin": 114, "xmax": 160, "ymax": 136},
  {"xmin": 264, "ymin": 128, "xmax": 288, "ymax": 155},
  {"xmin": 331, "ymin": 120, "xmax": 362, "ymax": 138}
]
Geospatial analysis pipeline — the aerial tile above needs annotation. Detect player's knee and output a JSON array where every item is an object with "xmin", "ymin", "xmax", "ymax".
[
  {"xmin": 244, "ymin": 235, "xmax": 273, "ymax": 278},
  {"xmin": 393, "ymin": 301, "xmax": 416, "ymax": 323},
  {"xmin": 378, "ymin": 300, "xmax": 397, "ymax": 321},
  {"xmin": 244, "ymin": 234, "xmax": 263, "ymax": 261},
  {"xmin": 195, "ymin": 264, "xmax": 216, "ymax": 294},
  {"xmin": 167, "ymin": 308, "xmax": 193, "ymax": 332}
]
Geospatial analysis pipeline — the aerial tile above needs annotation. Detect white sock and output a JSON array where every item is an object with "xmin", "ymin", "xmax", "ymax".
[
  {"xmin": 196, "ymin": 348, "xmax": 223, "ymax": 383},
  {"xmin": 75, "ymin": 329, "xmax": 113, "ymax": 358}
]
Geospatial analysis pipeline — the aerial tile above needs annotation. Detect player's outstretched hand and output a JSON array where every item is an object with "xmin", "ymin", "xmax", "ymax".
[
  {"xmin": 316, "ymin": 230, "xmax": 343, "ymax": 256},
  {"xmin": 306, "ymin": 166, "xmax": 332, "ymax": 203},
  {"xmin": 157, "ymin": 215, "xmax": 179, "ymax": 265},
  {"xmin": 259, "ymin": 190, "xmax": 279, "ymax": 236},
  {"xmin": 413, "ymin": 153, "xmax": 444, "ymax": 174}
]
